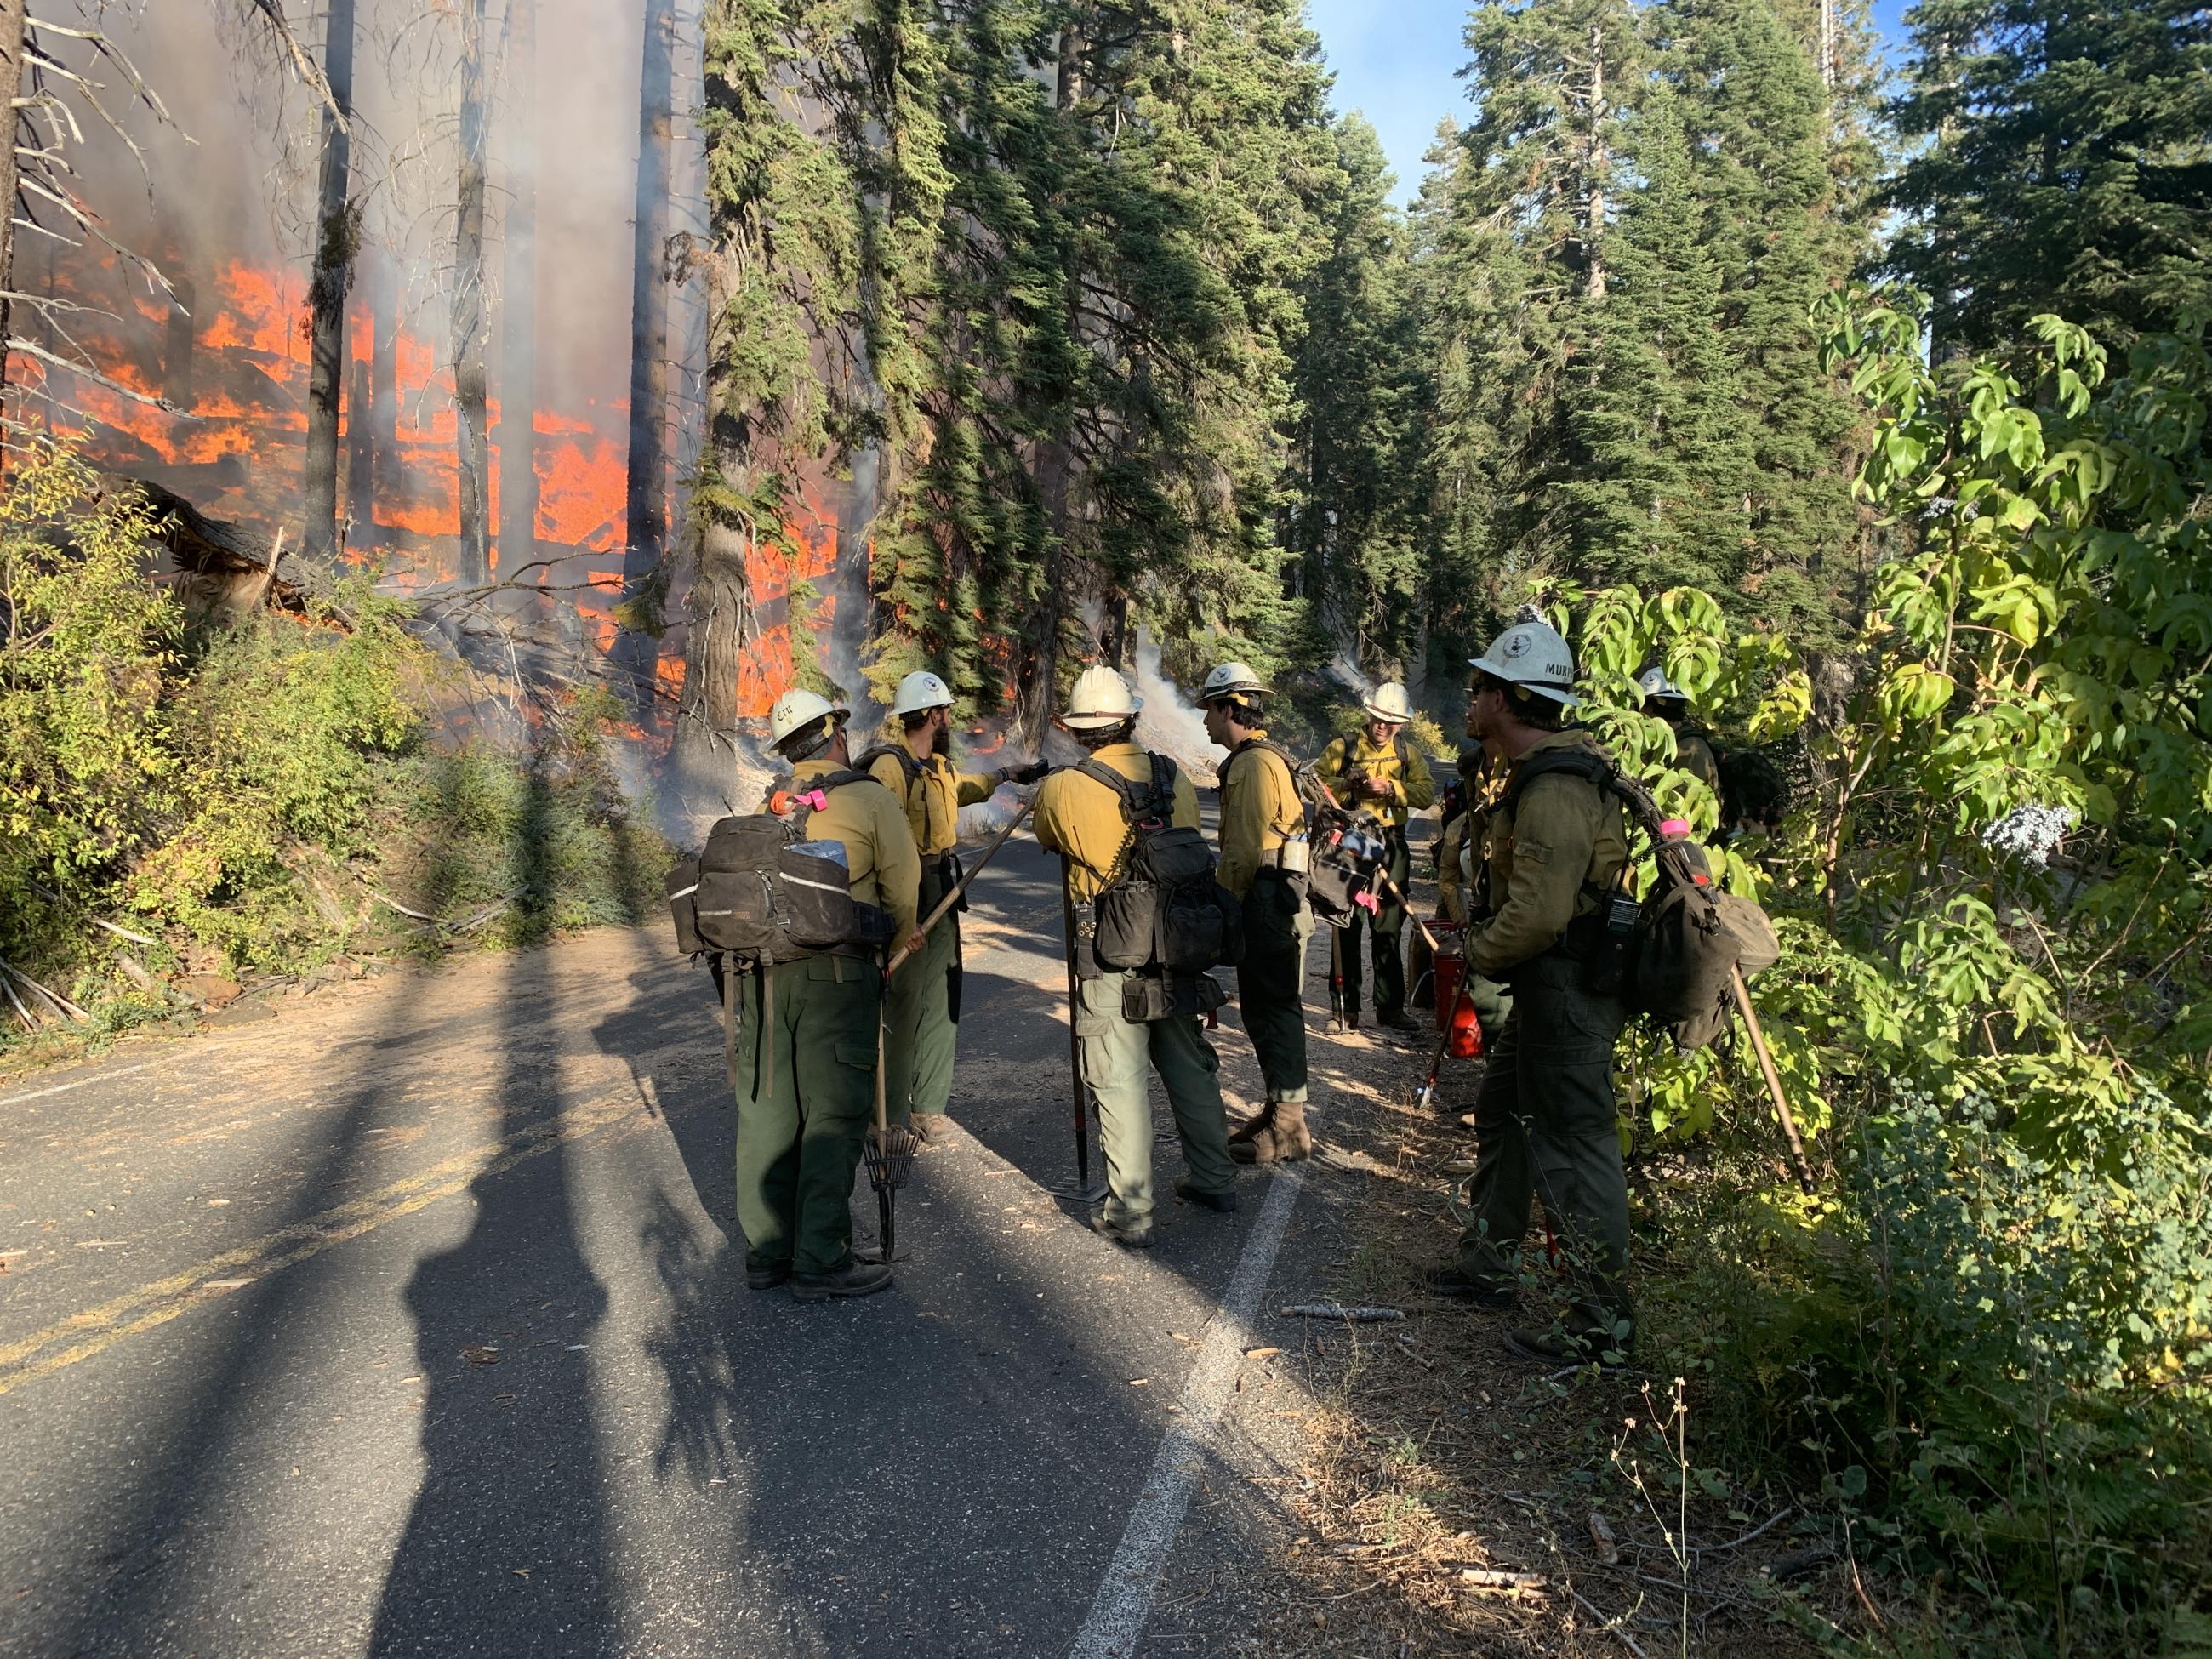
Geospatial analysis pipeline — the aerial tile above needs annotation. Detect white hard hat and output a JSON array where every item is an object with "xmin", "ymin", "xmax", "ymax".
[
  {"xmin": 1060, "ymin": 664, "xmax": 1141, "ymax": 731},
  {"xmin": 1361, "ymin": 681, "xmax": 1414, "ymax": 724},
  {"xmin": 767, "ymin": 687, "xmax": 849, "ymax": 750},
  {"xmin": 1638, "ymin": 665, "xmax": 1688, "ymax": 702},
  {"xmin": 892, "ymin": 670, "xmax": 955, "ymax": 718},
  {"xmin": 1200, "ymin": 661, "xmax": 1269, "ymax": 702},
  {"xmin": 1469, "ymin": 621, "xmax": 1581, "ymax": 708}
]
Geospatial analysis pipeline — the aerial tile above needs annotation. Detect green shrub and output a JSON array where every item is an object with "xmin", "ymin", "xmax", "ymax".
[{"xmin": 0, "ymin": 440, "xmax": 670, "ymax": 1046}]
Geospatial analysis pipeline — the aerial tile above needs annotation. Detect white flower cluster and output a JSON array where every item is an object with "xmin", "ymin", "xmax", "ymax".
[{"xmin": 1981, "ymin": 802, "xmax": 2078, "ymax": 866}]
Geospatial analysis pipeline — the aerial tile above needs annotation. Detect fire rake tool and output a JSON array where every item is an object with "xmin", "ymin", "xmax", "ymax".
[{"xmin": 865, "ymin": 1002, "xmax": 919, "ymax": 1264}]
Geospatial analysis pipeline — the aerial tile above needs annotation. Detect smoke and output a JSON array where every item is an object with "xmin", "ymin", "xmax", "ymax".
[
  {"xmin": 1132, "ymin": 627, "xmax": 1225, "ymax": 784},
  {"xmin": 1325, "ymin": 651, "xmax": 1370, "ymax": 698}
]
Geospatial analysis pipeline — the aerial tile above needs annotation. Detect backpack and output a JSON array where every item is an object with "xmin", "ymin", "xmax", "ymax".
[
  {"xmin": 1306, "ymin": 804, "xmax": 1391, "ymax": 927},
  {"xmin": 1499, "ymin": 747, "xmax": 1782, "ymax": 1053},
  {"xmin": 856, "ymin": 743, "xmax": 923, "ymax": 801},
  {"xmin": 1075, "ymin": 754, "xmax": 1246, "ymax": 974},
  {"xmin": 666, "ymin": 771, "xmax": 899, "ymax": 968}
]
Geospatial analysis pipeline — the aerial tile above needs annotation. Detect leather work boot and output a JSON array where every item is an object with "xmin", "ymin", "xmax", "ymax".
[
  {"xmin": 789, "ymin": 1260, "xmax": 895, "ymax": 1303},
  {"xmin": 1228, "ymin": 1102, "xmax": 1277, "ymax": 1146},
  {"xmin": 744, "ymin": 1260, "xmax": 792, "ymax": 1291},
  {"xmin": 1229, "ymin": 1100, "xmax": 1311, "ymax": 1165},
  {"xmin": 1089, "ymin": 1211, "xmax": 1157, "ymax": 1250},
  {"xmin": 1173, "ymin": 1177, "xmax": 1238, "ymax": 1214}
]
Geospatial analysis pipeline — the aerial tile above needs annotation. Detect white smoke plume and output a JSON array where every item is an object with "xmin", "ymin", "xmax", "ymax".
[{"xmin": 1132, "ymin": 627, "xmax": 1225, "ymax": 784}]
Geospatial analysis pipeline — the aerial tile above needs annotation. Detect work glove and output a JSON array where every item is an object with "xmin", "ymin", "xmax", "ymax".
[{"xmin": 997, "ymin": 761, "xmax": 1052, "ymax": 786}]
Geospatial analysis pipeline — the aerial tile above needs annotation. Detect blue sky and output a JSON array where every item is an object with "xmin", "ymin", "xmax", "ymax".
[{"xmin": 1306, "ymin": 0, "xmax": 1915, "ymax": 206}]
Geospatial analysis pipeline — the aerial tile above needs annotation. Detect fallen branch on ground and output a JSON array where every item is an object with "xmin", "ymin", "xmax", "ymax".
[{"xmin": 1280, "ymin": 1303, "xmax": 1405, "ymax": 1322}]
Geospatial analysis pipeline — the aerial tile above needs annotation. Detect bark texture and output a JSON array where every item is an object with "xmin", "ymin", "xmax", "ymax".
[
  {"xmin": 302, "ymin": 0, "xmax": 359, "ymax": 562},
  {"xmin": 453, "ymin": 0, "xmax": 492, "ymax": 582}
]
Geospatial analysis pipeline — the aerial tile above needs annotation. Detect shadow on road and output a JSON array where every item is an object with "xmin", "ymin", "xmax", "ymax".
[{"xmin": 370, "ymin": 755, "xmax": 618, "ymax": 1656}]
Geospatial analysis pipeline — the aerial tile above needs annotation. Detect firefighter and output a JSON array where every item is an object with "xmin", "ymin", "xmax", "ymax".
[
  {"xmin": 1638, "ymin": 667, "xmax": 1722, "ymax": 800},
  {"xmin": 733, "ymin": 689, "xmax": 921, "ymax": 1303},
  {"xmin": 1314, "ymin": 681, "xmax": 1435, "ymax": 1034},
  {"xmin": 1032, "ymin": 666, "xmax": 1237, "ymax": 1247},
  {"xmin": 1199, "ymin": 662, "xmax": 1313, "ymax": 1165},
  {"xmin": 1420, "ymin": 622, "xmax": 1636, "ymax": 1365},
  {"xmin": 864, "ymin": 670, "xmax": 1049, "ymax": 1147}
]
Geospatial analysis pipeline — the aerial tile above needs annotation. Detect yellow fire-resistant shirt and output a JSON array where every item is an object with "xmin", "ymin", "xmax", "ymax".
[
  {"xmin": 1314, "ymin": 730, "xmax": 1435, "ymax": 829},
  {"xmin": 1215, "ymin": 733, "xmax": 1305, "ymax": 898},
  {"xmin": 1466, "ymin": 730, "xmax": 1629, "ymax": 980},
  {"xmin": 1032, "ymin": 742, "xmax": 1201, "ymax": 903},
  {"xmin": 769, "ymin": 755, "xmax": 923, "ymax": 941},
  {"xmin": 865, "ymin": 742, "xmax": 997, "ymax": 858}
]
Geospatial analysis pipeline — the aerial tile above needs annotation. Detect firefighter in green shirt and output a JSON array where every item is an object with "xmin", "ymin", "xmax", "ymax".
[
  {"xmin": 1032, "ymin": 666, "xmax": 1238, "ymax": 1247},
  {"xmin": 1419, "ymin": 622, "xmax": 1636, "ymax": 1365},
  {"xmin": 864, "ymin": 670, "xmax": 1048, "ymax": 1145},
  {"xmin": 1314, "ymin": 681, "xmax": 1435, "ymax": 1033},
  {"xmin": 733, "ymin": 689, "xmax": 921, "ymax": 1303},
  {"xmin": 1639, "ymin": 667, "xmax": 1722, "ymax": 801},
  {"xmin": 1200, "ymin": 662, "xmax": 1314, "ymax": 1165}
]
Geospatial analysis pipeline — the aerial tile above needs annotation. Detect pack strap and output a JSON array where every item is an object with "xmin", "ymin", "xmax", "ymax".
[
  {"xmin": 1501, "ymin": 748, "xmax": 1668, "ymax": 844},
  {"xmin": 782, "ymin": 767, "xmax": 876, "ymax": 835},
  {"xmin": 1073, "ymin": 756, "xmax": 1174, "ymax": 827},
  {"xmin": 856, "ymin": 744, "xmax": 924, "ymax": 799}
]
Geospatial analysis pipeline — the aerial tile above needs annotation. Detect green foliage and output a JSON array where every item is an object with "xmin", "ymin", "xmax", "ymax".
[
  {"xmin": 0, "ymin": 445, "xmax": 669, "ymax": 1046},
  {"xmin": 1885, "ymin": 0, "xmax": 2212, "ymax": 351},
  {"xmin": 1565, "ymin": 302, "xmax": 2212, "ymax": 1653}
]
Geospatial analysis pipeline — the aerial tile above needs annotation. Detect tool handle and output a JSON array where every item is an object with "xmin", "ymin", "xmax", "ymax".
[
  {"xmin": 1060, "ymin": 868, "xmax": 1092, "ymax": 1189},
  {"xmin": 1730, "ymin": 962, "xmax": 1816, "ymax": 1194},
  {"xmin": 886, "ymin": 798, "xmax": 1037, "ymax": 977}
]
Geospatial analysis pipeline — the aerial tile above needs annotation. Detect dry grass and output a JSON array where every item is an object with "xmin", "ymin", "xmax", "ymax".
[{"xmin": 1244, "ymin": 1004, "xmax": 1865, "ymax": 1658}]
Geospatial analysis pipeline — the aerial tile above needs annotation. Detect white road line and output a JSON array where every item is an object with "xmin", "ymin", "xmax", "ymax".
[
  {"xmin": 0, "ymin": 1058, "xmax": 171, "ymax": 1109},
  {"xmin": 1069, "ymin": 1164, "xmax": 1304, "ymax": 1659}
]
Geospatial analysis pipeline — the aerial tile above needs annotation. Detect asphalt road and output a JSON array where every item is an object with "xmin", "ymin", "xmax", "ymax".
[{"xmin": 0, "ymin": 827, "xmax": 1419, "ymax": 1658}]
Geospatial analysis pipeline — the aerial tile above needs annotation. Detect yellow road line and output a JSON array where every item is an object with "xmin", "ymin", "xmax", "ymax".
[{"xmin": 0, "ymin": 1086, "xmax": 652, "ymax": 1400}]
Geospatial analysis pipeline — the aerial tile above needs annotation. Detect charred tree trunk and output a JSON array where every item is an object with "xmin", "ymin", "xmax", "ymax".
[
  {"xmin": 672, "ymin": 505, "xmax": 755, "ymax": 810},
  {"xmin": 498, "ymin": 0, "xmax": 539, "ymax": 582},
  {"xmin": 346, "ymin": 354, "xmax": 373, "ymax": 531},
  {"xmin": 370, "ymin": 252, "xmax": 398, "ymax": 503},
  {"xmin": 162, "ymin": 272, "xmax": 195, "ymax": 408},
  {"xmin": 0, "ymin": 0, "xmax": 26, "ymax": 398},
  {"xmin": 1016, "ymin": 26, "xmax": 1087, "ymax": 744},
  {"xmin": 616, "ymin": 0, "xmax": 676, "ymax": 715},
  {"xmin": 303, "ymin": 0, "xmax": 358, "ymax": 562},
  {"xmin": 453, "ymin": 0, "xmax": 492, "ymax": 583}
]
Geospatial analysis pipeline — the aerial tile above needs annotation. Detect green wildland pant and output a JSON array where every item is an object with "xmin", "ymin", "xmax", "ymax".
[
  {"xmin": 885, "ymin": 862, "xmax": 962, "ymax": 1123},
  {"xmin": 1239, "ymin": 874, "xmax": 1314, "ymax": 1103},
  {"xmin": 1339, "ymin": 832, "xmax": 1411, "ymax": 1018},
  {"xmin": 1456, "ymin": 954, "xmax": 1633, "ymax": 1348},
  {"xmin": 731, "ymin": 954, "xmax": 880, "ymax": 1277},
  {"xmin": 1076, "ymin": 970, "xmax": 1236, "ymax": 1228}
]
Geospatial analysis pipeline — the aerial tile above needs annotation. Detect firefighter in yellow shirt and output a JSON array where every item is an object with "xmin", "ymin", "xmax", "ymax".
[
  {"xmin": 1031, "ymin": 667, "xmax": 1237, "ymax": 1247},
  {"xmin": 862, "ymin": 670, "xmax": 1048, "ymax": 1144},
  {"xmin": 1314, "ymin": 681, "xmax": 1435, "ymax": 1033},
  {"xmin": 732, "ymin": 690, "xmax": 921, "ymax": 1303},
  {"xmin": 1200, "ymin": 662, "xmax": 1313, "ymax": 1164}
]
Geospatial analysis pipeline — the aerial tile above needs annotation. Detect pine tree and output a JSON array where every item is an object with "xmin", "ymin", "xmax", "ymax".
[
  {"xmin": 1560, "ymin": 83, "xmax": 1747, "ymax": 597},
  {"xmin": 1289, "ymin": 116, "xmax": 1426, "ymax": 681},
  {"xmin": 1664, "ymin": 0, "xmax": 1871, "ymax": 641},
  {"xmin": 1415, "ymin": 0, "xmax": 1641, "ymax": 620},
  {"xmin": 1887, "ymin": 0, "xmax": 2212, "ymax": 351}
]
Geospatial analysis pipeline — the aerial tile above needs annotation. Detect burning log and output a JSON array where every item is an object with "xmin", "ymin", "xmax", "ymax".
[{"xmin": 125, "ymin": 476, "xmax": 346, "ymax": 628}]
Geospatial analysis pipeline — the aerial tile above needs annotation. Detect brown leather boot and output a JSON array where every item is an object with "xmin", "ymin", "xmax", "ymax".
[
  {"xmin": 1232, "ymin": 1100, "xmax": 1311, "ymax": 1164},
  {"xmin": 1228, "ymin": 1102, "xmax": 1278, "ymax": 1150}
]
